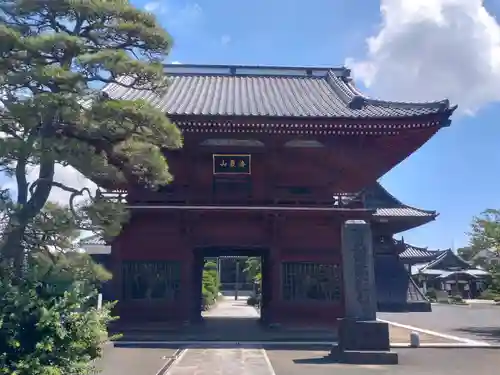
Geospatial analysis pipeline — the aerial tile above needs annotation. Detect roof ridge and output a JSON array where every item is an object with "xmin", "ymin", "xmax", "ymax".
[
  {"xmin": 163, "ymin": 64, "xmax": 348, "ymax": 78},
  {"xmin": 325, "ymin": 71, "xmax": 353, "ymax": 105},
  {"xmin": 420, "ymin": 249, "xmax": 465, "ymax": 271}
]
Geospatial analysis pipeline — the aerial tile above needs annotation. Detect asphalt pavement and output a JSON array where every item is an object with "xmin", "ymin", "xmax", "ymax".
[
  {"xmin": 378, "ymin": 303, "xmax": 500, "ymax": 344},
  {"xmin": 267, "ymin": 348, "xmax": 500, "ymax": 375},
  {"xmin": 96, "ymin": 302, "xmax": 500, "ymax": 374},
  {"xmin": 95, "ymin": 345, "xmax": 179, "ymax": 375},
  {"xmin": 98, "ymin": 345, "xmax": 500, "ymax": 375}
]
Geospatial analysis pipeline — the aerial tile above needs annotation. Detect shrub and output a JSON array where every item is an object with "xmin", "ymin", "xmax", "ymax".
[
  {"xmin": 0, "ymin": 268, "xmax": 115, "ymax": 375},
  {"xmin": 425, "ymin": 289, "xmax": 437, "ymax": 301},
  {"xmin": 450, "ymin": 294, "xmax": 465, "ymax": 304},
  {"xmin": 201, "ymin": 286, "xmax": 213, "ymax": 310},
  {"xmin": 201, "ymin": 263, "xmax": 220, "ymax": 310}
]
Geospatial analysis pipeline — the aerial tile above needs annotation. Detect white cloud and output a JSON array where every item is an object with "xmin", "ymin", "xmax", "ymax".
[
  {"xmin": 144, "ymin": 1, "xmax": 166, "ymax": 14},
  {"xmin": 171, "ymin": 61, "xmax": 182, "ymax": 64},
  {"xmin": 348, "ymin": 0, "xmax": 500, "ymax": 114},
  {"xmin": 221, "ymin": 35, "xmax": 232, "ymax": 46},
  {"xmin": 5, "ymin": 163, "xmax": 97, "ymax": 206}
]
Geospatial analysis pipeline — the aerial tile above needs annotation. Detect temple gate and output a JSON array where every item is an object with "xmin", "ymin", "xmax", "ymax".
[{"xmin": 92, "ymin": 64, "xmax": 455, "ymax": 328}]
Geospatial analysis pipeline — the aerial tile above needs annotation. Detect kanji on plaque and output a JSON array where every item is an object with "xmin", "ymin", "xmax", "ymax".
[{"xmin": 213, "ymin": 154, "xmax": 251, "ymax": 174}]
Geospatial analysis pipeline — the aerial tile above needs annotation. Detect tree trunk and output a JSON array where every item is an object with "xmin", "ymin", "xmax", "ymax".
[{"xmin": 1, "ymin": 222, "xmax": 27, "ymax": 278}]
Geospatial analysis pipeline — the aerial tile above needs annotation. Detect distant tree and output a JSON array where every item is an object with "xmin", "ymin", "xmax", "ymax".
[
  {"xmin": 467, "ymin": 209, "xmax": 500, "ymax": 297},
  {"xmin": 469, "ymin": 209, "xmax": 500, "ymax": 255}
]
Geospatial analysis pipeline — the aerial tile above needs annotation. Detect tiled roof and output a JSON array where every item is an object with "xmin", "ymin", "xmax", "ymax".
[
  {"xmin": 79, "ymin": 235, "xmax": 107, "ymax": 246},
  {"xmin": 102, "ymin": 64, "xmax": 455, "ymax": 119},
  {"xmin": 399, "ymin": 243, "xmax": 446, "ymax": 259},
  {"xmin": 366, "ymin": 183, "xmax": 436, "ymax": 218},
  {"xmin": 374, "ymin": 207, "xmax": 435, "ymax": 218},
  {"xmin": 435, "ymin": 269, "xmax": 490, "ymax": 278}
]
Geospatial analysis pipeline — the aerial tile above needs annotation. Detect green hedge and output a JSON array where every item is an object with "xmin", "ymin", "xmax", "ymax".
[{"xmin": 202, "ymin": 261, "xmax": 220, "ymax": 310}]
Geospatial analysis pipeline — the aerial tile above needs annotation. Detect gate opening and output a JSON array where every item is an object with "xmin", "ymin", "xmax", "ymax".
[{"xmin": 192, "ymin": 247, "xmax": 270, "ymax": 324}]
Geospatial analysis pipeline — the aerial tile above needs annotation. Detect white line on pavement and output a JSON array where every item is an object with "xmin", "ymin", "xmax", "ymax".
[
  {"xmin": 261, "ymin": 348, "xmax": 278, "ymax": 375},
  {"xmin": 377, "ymin": 318, "xmax": 491, "ymax": 346}
]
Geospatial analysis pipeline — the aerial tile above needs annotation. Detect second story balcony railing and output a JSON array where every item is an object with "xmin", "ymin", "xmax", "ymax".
[{"xmin": 97, "ymin": 188, "xmax": 365, "ymax": 209}]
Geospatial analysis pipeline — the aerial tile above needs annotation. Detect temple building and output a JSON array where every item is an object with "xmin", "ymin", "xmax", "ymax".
[
  {"xmin": 80, "ymin": 181, "xmax": 452, "ymax": 311},
  {"xmin": 78, "ymin": 64, "xmax": 456, "ymax": 328},
  {"xmin": 399, "ymin": 245, "xmax": 490, "ymax": 299}
]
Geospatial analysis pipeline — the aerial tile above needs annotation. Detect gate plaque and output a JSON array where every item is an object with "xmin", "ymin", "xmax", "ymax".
[{"xmin": 213, "ymin": 154, "xmax": 251, "ymax": 175}]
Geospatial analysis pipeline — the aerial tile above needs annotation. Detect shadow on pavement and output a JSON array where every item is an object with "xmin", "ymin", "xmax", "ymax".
[
  {"xmin": 293, "ymin": 356, "xmax": 334, "ymax": 364},
  {"xmin": 111, "ymin": 317, "xmax": 338, "ymax": 342},
  {"xmin": 456, "ymin": 326, "xmax": 500, "ymax": 343},
  {"xmin": 114, "ymin": 342, "xmax": 334, "ymax": 351}
]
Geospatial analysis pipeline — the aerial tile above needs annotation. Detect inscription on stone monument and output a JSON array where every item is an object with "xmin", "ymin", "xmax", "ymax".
[
  {"xmin": 341, "ymin": 220, "xmax": 377, "ymax": 321},
  {"xmin": 351, "ymin": 229, "xmax": 375, "ymax": 320}
]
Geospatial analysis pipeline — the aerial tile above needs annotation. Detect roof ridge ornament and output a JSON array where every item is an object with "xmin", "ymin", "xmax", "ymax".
[{"xmin": 348, "ymin": 95, "xmax": 367, "ymax": 110}]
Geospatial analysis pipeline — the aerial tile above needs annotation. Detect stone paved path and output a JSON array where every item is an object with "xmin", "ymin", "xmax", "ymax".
[
  {"xmin": 166, "ymin": 347, "xmax": 275, "ymax": 375},
  {"xmin": 202, "ymin": 296, "xmax": 260, "ymax": 319},
  {"xmin": 165, "ymin": 298, "xmax": 274, "ymax": 374}
]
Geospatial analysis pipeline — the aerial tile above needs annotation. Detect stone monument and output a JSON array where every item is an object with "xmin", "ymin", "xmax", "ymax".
[{"xmin": 330, "ymin": 220, "xmax": 398, "ymax": 364}]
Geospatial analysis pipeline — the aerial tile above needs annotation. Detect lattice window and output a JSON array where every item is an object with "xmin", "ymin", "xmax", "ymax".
[
  {"xmin": 281, "ymin": 262, "xmax": 342, "ymax": 302},
  {"xmin": 122, "ymin": 261, "xmax": 181, "ymax": 301}
]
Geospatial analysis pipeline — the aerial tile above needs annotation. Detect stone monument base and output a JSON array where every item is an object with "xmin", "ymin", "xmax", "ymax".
[{"xmin": 329, "ymin": 318, "xmax": 398, "ymax": 365}]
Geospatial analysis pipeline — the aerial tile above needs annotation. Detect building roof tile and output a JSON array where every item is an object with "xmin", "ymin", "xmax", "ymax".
[
  {"xmin": 398, "ymin": 243, "xmax": 446, "ymax": 260},
  {"xmin": 102, "ymin": 65, "xmax": 455, "ymax": 119},
  {"xmin": 374, "ymin": 207, "xmax": 435, "ymax": 218},
  {"xmin": 366, "ymin": 183, "xmax": 436, "ymax": 219}
]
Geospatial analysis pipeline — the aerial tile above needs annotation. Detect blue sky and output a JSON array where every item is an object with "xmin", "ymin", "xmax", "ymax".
[
  {"xmin": 3, "ymin": 0, "xmax": 500, "ymax": 250},
  {"xmin": 130, "ymin": 0, "xmax": 500, "ymax": 250}
]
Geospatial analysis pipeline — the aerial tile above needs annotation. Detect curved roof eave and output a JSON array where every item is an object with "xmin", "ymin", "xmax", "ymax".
[
  {"xmin": 397, "ymin": 240, "xmax": 448, "ymax": 259},
  {"xmin": 368, "ymin": 183, "xmax": 438, "ymax": 217},
  {"xmin": 342, "ymin": 74, "xmax": 457, "ymax": 117}
]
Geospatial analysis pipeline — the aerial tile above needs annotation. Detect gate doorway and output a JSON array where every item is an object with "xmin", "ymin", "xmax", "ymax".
[{"xmin": 191, "ymin": 247, "xmax": 271, "ymax": 324}]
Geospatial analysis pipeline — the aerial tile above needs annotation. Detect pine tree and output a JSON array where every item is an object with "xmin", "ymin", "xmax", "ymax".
[{"xmin": 0, "ymin": 0, "xmax": 181, "ymax": 272}]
